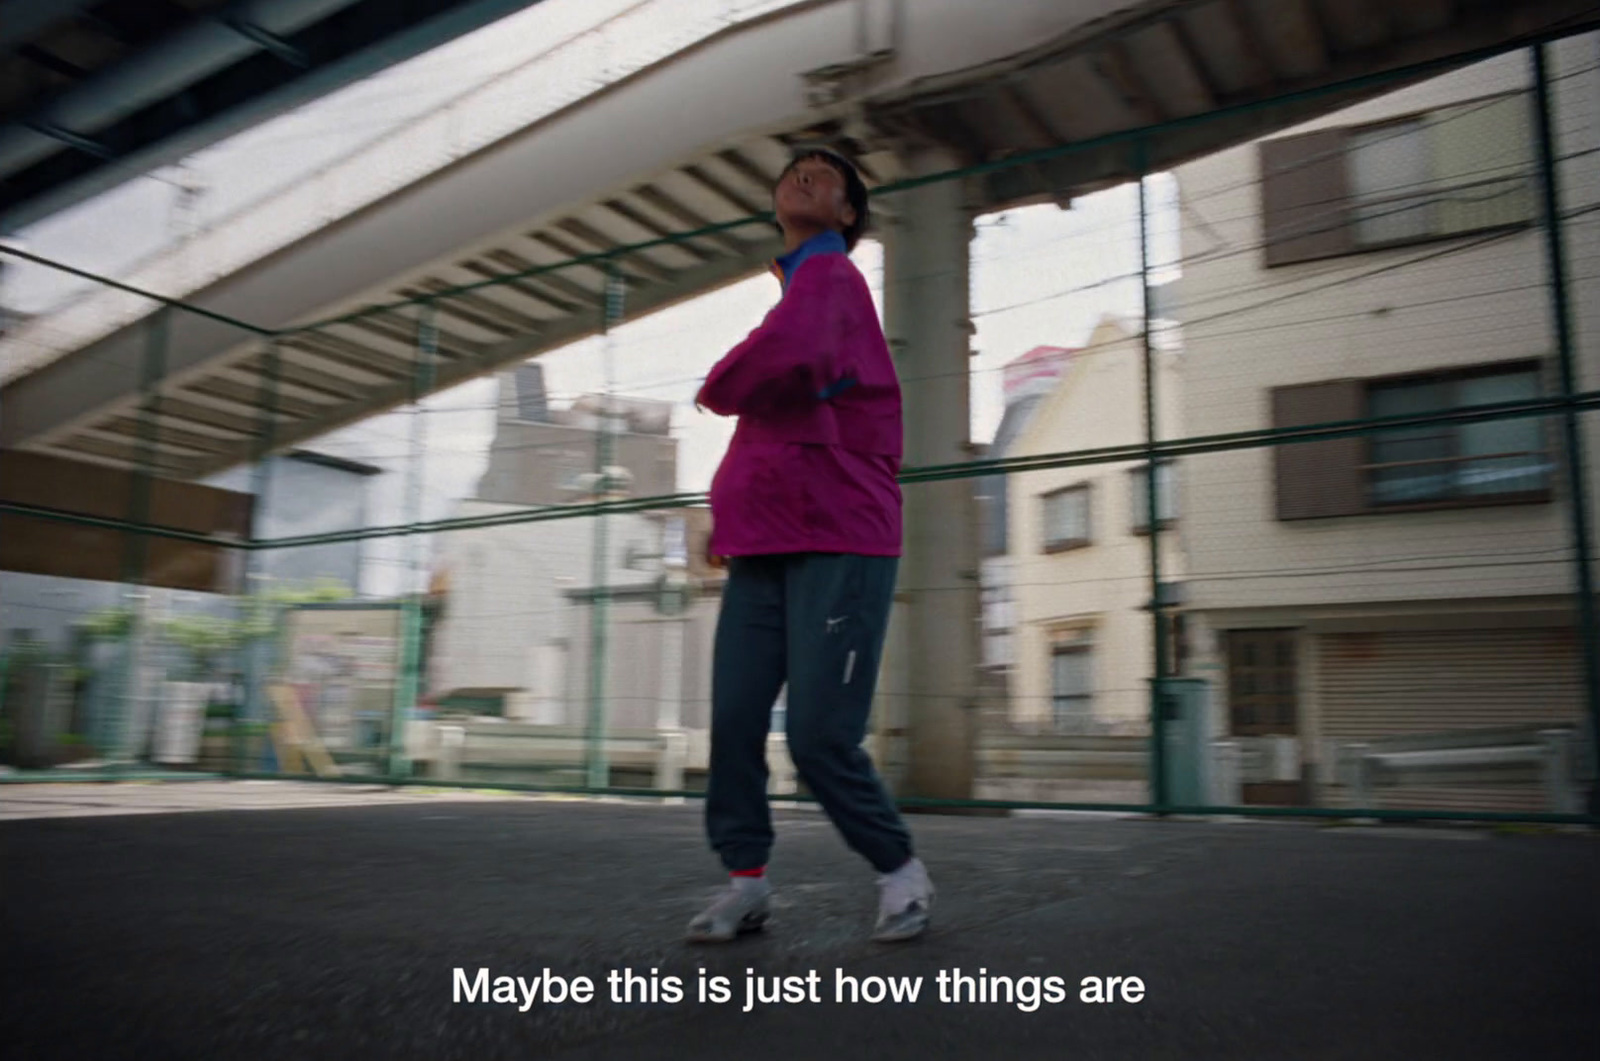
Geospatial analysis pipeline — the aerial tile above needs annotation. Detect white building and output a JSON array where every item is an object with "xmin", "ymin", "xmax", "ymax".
[
  {"xmin": 1173, "ymin": 39, "xmax": 1600, "ymax": 809},
  {"xmin": 425, "ymin": 363, "xmax": 682, "ymax": 720},
  {"xmin": 426, "ymin": 504, "xmax": 663, "ymax": 721}
]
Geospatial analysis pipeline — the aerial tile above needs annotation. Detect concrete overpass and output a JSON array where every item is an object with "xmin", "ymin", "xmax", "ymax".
[
  {"xmin": 0, "ymin": 0, "xmax": 558, "ymax": 229},
  {"xmin": 4, "ymin": 0, "xmax": 1598, "ymax": 799},
  {"xmin": 5, "ymin": 0, "xmax": 1594, "ymax": 478}
]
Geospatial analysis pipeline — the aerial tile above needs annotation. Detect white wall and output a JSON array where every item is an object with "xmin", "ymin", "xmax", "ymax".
[
  {"xmin": 1009, "ymin": 324, "xmax": 1185, "ymax": 733},
  {"xmin": 980, "ymin": 554, "xmax": 1015, "ymax": 671},
  {"xmin": 426, "ymin": 501, "xmax": 660, "ymax": 713},
  {"xmin": 1175, "ymin": 38, "xmax": 1600, "ymax": 615}
]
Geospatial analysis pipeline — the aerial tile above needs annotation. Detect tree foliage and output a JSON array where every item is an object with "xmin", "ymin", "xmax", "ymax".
[{"xmin": 78, "ymin": 579, "xmax": 355, "ymax": 654}]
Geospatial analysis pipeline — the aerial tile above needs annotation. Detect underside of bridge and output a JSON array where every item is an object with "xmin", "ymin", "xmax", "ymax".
[
  {"xmin": 0, "ymin": 0, "xmax": 551, "ymax": 229},
  {"xmin": 5, "ymin": 0, "xmax": 1596, "ymax": 481}
]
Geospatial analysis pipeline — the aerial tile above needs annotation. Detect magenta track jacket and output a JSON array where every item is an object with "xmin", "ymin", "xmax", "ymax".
[{"xmin": 696, "ymin": 231, "xmax": 903, "ymax": 557}]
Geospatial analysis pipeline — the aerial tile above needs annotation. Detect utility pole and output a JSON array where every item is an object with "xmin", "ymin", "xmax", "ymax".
[
  {"xmin": 585, "ymin": 267, "xmax": 626, "ymax": 789},
  {"xmin": 1137, "ymin": 140, "xmax": 1171, "ymax": 813},
  {"xmin": 1532, "ymin": 46, "xmax": 1600, "ymax": 818}
]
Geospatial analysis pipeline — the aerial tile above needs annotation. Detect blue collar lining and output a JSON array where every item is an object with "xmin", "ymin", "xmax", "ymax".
[{"xmin": 774, "ymin": 229, "xmax": 847, "ymax": 291}]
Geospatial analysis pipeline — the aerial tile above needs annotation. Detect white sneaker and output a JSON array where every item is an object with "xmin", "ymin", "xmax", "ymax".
[
  {"xmin": 686, "ymin": 876, "xmax": 771, "ymax": 943},
  {"xmin": 872, "ymin": 857, "xmax": 934, "ymax": 942}
]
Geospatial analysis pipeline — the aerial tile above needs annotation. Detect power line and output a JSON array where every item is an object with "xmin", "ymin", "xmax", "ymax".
[
  {"xmin": 309, "ymin": 165, "xmax": 1600, "ymax": 432},
  {"xmin": 11, "ymin": 31, "xmax": 1594, "ymax": 345},
  {"xmin": 260, "ymin": 231, "xmax": 1600, "ymax": 464},
  {"xmin": 835, "ymin": 210, "xmax": 1600, "ymax": 396},
  {"xmin": 9, "ymin": 35, "xmax": 1599, "ymax": 503},
  {"xmin": 310, "ymin": 275, "xmax": 1587, "ymax": 463},
  {"xmin": 12, "ymin": 538, "xmax": 1570, "ymax": 621}
]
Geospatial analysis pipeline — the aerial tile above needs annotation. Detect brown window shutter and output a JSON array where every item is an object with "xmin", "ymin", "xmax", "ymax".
[
  {"xmin": 1260, "ymin": 130, "xmax": 1354, "ymax": 267},
  {"xmin": 1271, "ymin": 381, "xmax": 1367, "ymax": 520}
]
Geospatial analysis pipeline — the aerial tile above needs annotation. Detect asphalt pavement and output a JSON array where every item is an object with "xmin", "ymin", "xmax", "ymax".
[{"xmin": 2, "ymin": 783, "xmax": 1596, "ymax": 1060}]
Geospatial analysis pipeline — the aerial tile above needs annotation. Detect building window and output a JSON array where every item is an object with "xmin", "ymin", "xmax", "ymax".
[
  {"xmin": 1041, "ymin": 484, "xmax": 1091, "ymax": 552},
  {"xmin": 1226, "ymin": 629, "xmax": 1296, "ymax": 737},
  {"xmin": 1050, "ymin": 641, "xmax": 1093, "ymax": 733},
  {"xmin": 1347, "ymin": 119, "xmax": 1434, "ymax": 246},
  {"xmin": 1161, "ymin": 611, "xmax": 1189, "ymax": 678},
  {"xmin": 1261, "ymin": 93, "xmax": 1535, "ymax": 267},
  {"xmin": 1130, "ymin": 461, "xmax": 1178, "ymax": 533},
  {"xmin": 1365, "ymin": 365, "xmax": 1550, "ymax": 507},
  {"xmin": 1271, "ymin": 363, "xmax": 1553, "ymax": 520}
]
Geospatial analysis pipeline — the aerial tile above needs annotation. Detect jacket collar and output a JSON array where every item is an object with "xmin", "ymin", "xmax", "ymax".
[{"xmin": 772, "ymin": 229, "xmax": 847, "ymax": 292}]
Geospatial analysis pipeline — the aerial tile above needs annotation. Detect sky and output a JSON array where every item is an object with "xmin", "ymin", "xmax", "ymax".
[
  {"xmin": 0, "ymin": 0, "xmax": 1180, "ymax": 598},
  {"xmin": 2, "ymin": 0, "xmax": 647, "ymax": 314}
]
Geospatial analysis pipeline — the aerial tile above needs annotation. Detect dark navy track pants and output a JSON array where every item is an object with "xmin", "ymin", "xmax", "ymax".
[{"xmin": 705, "ymin": 552, "xmax": 913, "ymax": 875}]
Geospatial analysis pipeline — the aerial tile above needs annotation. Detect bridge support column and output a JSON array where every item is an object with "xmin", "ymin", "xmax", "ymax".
[{"xmin": 880, "ymin": 151, "xmax": 980, "ymax": 802}]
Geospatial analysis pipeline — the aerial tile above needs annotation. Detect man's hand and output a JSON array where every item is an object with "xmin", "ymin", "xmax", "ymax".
[{"xmin": 702, "ymin": 522, "xmax": 726, "ymax": 569}]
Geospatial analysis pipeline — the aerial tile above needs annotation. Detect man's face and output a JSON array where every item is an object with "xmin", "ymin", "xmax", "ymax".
[{"xmin": 774, "ymin": 155, "xmax": 855, "ymax": 235}]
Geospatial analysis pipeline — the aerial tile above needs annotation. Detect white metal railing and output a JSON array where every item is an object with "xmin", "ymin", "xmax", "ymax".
[
  {"xmin": 0, "ymin": 0, "xmax": 811, "ymax": 386},
  {"xmin": 1339, "ymin": 729, "xmax": 1585, "ymax": 814}
]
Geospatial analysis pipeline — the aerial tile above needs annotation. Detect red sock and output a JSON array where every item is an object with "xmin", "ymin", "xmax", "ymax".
[{"xmin": 730, "ymin": 867, "xmax": 765, "ymax": 878}]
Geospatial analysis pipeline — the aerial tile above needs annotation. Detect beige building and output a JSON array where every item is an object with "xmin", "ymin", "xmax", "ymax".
[
  {"xmin": 1008, "ymin": 317, "xmax": 1185, "ymax": 736},
  {"xmin": 1173, "ymin": 40, "xmax": 1600, "ymax": 810}
]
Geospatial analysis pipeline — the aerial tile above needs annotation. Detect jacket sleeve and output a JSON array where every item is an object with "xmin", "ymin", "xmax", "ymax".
[{"xmin": 695, "ymin": 258, "xmax": 850, "ymax": 417}]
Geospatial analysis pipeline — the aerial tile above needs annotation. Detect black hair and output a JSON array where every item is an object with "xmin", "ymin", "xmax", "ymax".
[{"xmin": 776, "ymin": 148, "xmax": 870, "ymax": 251}]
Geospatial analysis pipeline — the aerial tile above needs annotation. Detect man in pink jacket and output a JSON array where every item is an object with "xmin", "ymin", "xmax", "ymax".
[{"xmin": 687, "ymin": 150, "xmax": 933, "ymax": 944}]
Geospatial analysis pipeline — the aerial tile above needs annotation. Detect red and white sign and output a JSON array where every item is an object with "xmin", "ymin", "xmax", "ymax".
[{"xmin": 1002, "ymin": 345, "xmax": 1075, "ymax": 403}]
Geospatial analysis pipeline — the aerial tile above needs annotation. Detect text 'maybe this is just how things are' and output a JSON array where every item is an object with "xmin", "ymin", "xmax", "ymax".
[{"xmin": 453, "ymin": 967, "xmax": 1147, "ymax": 1014}]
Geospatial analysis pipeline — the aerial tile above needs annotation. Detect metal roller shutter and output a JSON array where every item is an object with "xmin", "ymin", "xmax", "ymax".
[
  {"xmin": 1320, "ymin": 627, "xmax": 1582, "ymax": 737},
  {"xmin": 1320, "ymin": 627, "xmax": 1586, "ymax": 813}
]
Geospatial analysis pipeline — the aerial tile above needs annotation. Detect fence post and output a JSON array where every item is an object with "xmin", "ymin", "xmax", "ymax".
[
  {"xmin": 1344, "ymin": 742, "xmax": 1372, "ymax": 810},
  {"xmin": 388, "ymin": 304, "xmax": 438, "ymax": 780},
  {"xmin": 1532, "ymin": 45, "xmax": 1600, "ymax": 820},
  {"xmin": 115, "ymin": 309, "xmax": 170, "ymax": 768},
  {"xmin": 1136, "ymin": 136, "xmax": 1171, "ymax": 813},
  {"xmin": 236, "ymin": 339, "xmax": 280, "ymax": 775},
  {"xmin": 1540, "ymin": 729, "xmax": 1576, "ymax": 814},
  {"xmin": 767, "ymin": 733, "xmax": 796, "ymax": 795},
  {"xmin": 1211, "ymin": 740, "xmax": 1242, "ymax": 806},
  {"xmin": 437, "ymin": 723, "xmax": 464, "ymax": 782},
  {"xmin": 657, "ymin": 728, "xmax": 688, "ymax": 795}
]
